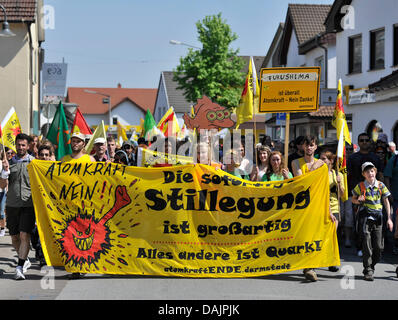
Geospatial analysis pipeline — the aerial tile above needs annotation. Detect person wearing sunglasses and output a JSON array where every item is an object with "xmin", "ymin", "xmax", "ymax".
[
  {"xmin": 347, "ymin": 132, "xmax": 383, "ymax": 257},
  {"xmin": 122, "ymin": 141, "xmax": 137, "ymax": 166}
]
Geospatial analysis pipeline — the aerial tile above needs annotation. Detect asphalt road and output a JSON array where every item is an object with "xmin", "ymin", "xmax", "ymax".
[{"xmin": 0, "ymin": 230, "xmax": 397, "ymax": 302}]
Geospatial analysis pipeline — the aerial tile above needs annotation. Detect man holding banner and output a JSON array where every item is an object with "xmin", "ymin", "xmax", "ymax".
[
  {"xmin": 0, "ymin": 133, "xmax": 35, "ymax": 280},
  {"xmin": 292, "ymin": 135, "xmax": 337, "ymax": 282}
]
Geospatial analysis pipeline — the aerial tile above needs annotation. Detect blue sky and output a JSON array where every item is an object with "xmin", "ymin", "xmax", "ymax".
[{"xmin": 43, "ymin": 0, "xmax": 333, "ymax": 90}]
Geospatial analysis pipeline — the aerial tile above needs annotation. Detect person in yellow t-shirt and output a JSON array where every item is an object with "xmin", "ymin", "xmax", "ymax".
[
  {"xmin": 291, "ymin": 135, "xmax": 337, "ymax": 281},
  {"xmin": 61, "ymin": 133, "xmax": 93, "ymax": 163}
]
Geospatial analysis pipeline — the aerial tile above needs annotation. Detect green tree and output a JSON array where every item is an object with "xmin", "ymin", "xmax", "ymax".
[{"xmin": 173, "ymin": 13, "xmax": 245, "ymax": 109}]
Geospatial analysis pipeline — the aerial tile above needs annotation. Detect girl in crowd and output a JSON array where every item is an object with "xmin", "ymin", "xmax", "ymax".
[
  {"xmin": 251, "ymin": 145, "xmax": 271, "ymax": 181},
  {"xmin": 262, "ymin": 151, "xmax": 293, "ymax": 182}
]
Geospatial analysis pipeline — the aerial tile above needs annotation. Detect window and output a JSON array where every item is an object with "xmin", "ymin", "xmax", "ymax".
[
  {"xmin": 112, "ymin": 117, "xmax": 118, "ymax": 125},
  {"xmin": 348, "ymin": 35, "xmax": 362, "ymax": 74},
  {"xmin": 370, "ymin": 28, "xmax": 385, "ymax": 70},
  {"xmin": 394, "ymin": 24, "xmax": 398, "ymax": 66}
]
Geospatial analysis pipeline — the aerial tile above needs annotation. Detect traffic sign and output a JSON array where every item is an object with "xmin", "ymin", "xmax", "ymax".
[{"xmin": 259, "ymin": 67, "xmax": 321, "ymax": 113}]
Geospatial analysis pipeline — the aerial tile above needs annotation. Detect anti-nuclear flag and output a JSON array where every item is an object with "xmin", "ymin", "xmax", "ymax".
[
  {"xmin": 236, "ymin": 56, "xmax": 259, "ymax": 129},
  {"xmin": 332, "ymin": 79, "xmax": 351, "ymax": 202},
  {"xmin": 72, "ymin": 107, "xmax": 92, "ymax": 136},
  {"xmin": 46, "ymin": 102, "xmax": 72, "ymax": 160},
  {"xmin": 1, "ymin": 107, "xmax": 22, "ymax": 152},
  {"xmin": 27, "ymin": 162, "xmax": 339, "ymax": 277},
  {"xmin": 157, "ymin": 107, "xmax": 180, "ymax": 137}
]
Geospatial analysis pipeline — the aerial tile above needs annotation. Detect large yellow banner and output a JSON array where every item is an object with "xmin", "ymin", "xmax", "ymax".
[{"xmin": 28, "ymin": 161, "xmax": 339, "ymax": 277}]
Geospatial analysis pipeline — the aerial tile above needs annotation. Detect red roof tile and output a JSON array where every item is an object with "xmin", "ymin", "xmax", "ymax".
[
  {"xmin": 66, "ymin": 87, "xmax": 158, "ymax": 115},
  {"xmin": 0, "ymin": 0, "xmax": 37, "ymax": 22},
  {"xmin": 309, "ymin": 105, "xmax": 335, "ymax": 118}
]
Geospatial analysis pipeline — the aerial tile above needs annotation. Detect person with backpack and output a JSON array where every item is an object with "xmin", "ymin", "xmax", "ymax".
[{"xmin": 352, "ymin": 162, "xmax": 393, "ymax": 281}]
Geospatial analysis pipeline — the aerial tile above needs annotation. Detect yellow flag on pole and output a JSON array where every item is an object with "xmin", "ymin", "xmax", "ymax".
[
  {"xmin": 333, "ymin": 79, "xmax": 350, "ymax": 202},
  {"xmin": 0, "ymin": 107, "xmax": 22, "ymax": 152},
  {"xmin": 236, "ymin": 57, "xmax": 259, "ymax": 129},
  {"xmin": 85, "ymin": 121, "xmax": 107, "ymax": 154}
]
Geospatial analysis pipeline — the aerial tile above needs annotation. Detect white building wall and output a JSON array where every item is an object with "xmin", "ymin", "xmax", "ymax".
[
  {"xmin": 336, "ymin": 0, "xmax": 398, "ymax": 142},
  {"xmin": 337, "ymin": 0, "xmax": 398, "ymax": 89},
  {"xmin": 286, "ymin": 32, "xmax": 306, "ymax": 67},
  {"xmin": 111, "ymin": 100, "xmax": 146, "ymax": 126}
]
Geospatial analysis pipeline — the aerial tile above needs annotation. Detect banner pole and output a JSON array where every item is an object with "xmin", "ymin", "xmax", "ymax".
[{"xmin": 284, "ymin": 113, "xmax": 290, "ymax": 168}]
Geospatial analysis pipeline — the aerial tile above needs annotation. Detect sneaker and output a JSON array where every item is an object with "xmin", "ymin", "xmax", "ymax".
[
  {"xmin": 15, "ymin": 266, "xmax": 25, "ymax": 280},
  {"xmin": 303, "ymin": 268, "xmax": 318, "ymax": 282},
  {"xmin": 23, "ymin": 258, "xmax": 31, "ymax": 273},
  {"xmin": 357, "ymin": 250, "xmax": 363, "ymax": 257},
  {"xmin": 0, "ymin": 228, "xmax": 5, "ymax": 237},
  {"xmin": 364, "ymin": 272, "xmax": 374, "ymax": 281},
  {"xmin": 328, "ymin": 266, "xmax": 339, "ymax": 272},
  {"xmin": 68, "ymin": 272, "xmax": 85, "ymax": 280}
]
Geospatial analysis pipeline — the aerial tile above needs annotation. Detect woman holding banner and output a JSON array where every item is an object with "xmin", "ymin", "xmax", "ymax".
[
  {"xmin": 251, "ymin": 145, "xmax": 271, "ymax": 181},
  {"xmin": 262, "ymin": 151, "xmax": 293, "ymax": 182}
]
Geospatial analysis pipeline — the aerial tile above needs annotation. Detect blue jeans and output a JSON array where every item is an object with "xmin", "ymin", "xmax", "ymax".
[{"xmin": 0, "ymin": 192, "xmax": 6, "ymax": 220}]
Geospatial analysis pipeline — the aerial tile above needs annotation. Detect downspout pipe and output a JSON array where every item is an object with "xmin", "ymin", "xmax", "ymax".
[{"xmin": 315, "ymin": 33, "xmax": 328, "ymax": 89}]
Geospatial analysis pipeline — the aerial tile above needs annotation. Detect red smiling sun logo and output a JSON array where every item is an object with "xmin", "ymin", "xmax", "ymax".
[{"xmin": 57, "ymin": 186, "xmax": 131, "ymax": 267}]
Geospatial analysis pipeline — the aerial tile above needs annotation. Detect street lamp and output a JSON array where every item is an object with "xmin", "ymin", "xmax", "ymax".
[
  {"xmin": 0, "ymin": 4, "xmax": 15, "ymax": 37},
  {"xmin": 169, "ymin": 39, "xmax": 200, "ymax": 49},
  {"xmin": 84, "ymin": 90, "xmax": 112, "ymax": 126}
]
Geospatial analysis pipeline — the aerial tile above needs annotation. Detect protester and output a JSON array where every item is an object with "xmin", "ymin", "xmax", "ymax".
[
  {"xmin": 0, "ymin": 151, "xmax": 7, "ymax": 237},
  {"xmin": 61, "ymin": 133, "xmax": 92, "ymax": 162},
  {"xmin": 0, "ymin": 133, "xmax": 35, "ymax": 280},
  {"xmin": 39, "ymin": 140, "xmax": 56, "ymax": 161},
  {"xmin": 113, "ymin": 150, "xmax": 129, "ymax": 165},
  {"xmin": 107, "ymin": 136, "xmax": 117, "ymax": 162},
  {"xmin": 91, "ymin": 137, "xmax": 109, "ymax": 162},
  {"xmin": 28, "ymin": 134, "xmax": 39, "ymax": 158},
  {"xmin": 291, "ymin": 135, "xmax": 335, "ymax": 282},
  {"xmin": 5, "ymin": 147, "xmax": 15, "ymax": 161},
  {"xmin": 352, "ymin": 162, "xmax": 393, "ymax": 281},
  {"xmin": 288, "ymin": 136, "xmax": 305, "ymax": 173},
  {"xmin": 291, "ymin": 135, "xmax": 324, "ymax": 177},
  {"xmin": 340, "ymin": 144, "xmax": 355, "ymax": 248},
  {"xmin": 250, "ymin": 145, "xmax": 271, "ymax": 181},
  {"xmin": 122, "ymin": 140, "xmax": 136, "ymax": 166},
  {"xmin": 347, "ymin": 132, "xmax": 383, "ymax": 257},
  {"xmin": 223, "ymin": 149, "xmax": 250, "ymax": 180},
  {"xmin": 238, "ymin": 139, "xmax": 253, "ymax": 178},
  {"xmin": 387, "ymin": 141, "xmax": 398, "ymax": 160},
  {"xmin": 31, "ymin": 144, "xmax": 54, "ymax": 266},
  {"xmin": 320, "ymin": 151, "xmax": 345, "ymax": 272},
  {"xmin": 262, "ymin": 151, "xmax": 292, "ymax": 181},
  {"xmin": 383, "ymin": 148, "xmax": 398, "ymax": 255}
]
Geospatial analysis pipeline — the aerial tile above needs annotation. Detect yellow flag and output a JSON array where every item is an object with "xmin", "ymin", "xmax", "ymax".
[
  {"xmin": 117, "ymin": 121, "xmax": 128, "ymax": 142},
  {"xmin": 236, "ymin": 57, "xmax": 259, "ymax": 129},
  {"xmin": 332, "ymin": 79, "xmax": 351, "ymax": 145},
  {"xmin": 1, "ymin": 107, "xmax": 22, "ymax": 152},
  {"xmin": 85, "ymin": 121, "xmax": 107, "ymax": 154}
]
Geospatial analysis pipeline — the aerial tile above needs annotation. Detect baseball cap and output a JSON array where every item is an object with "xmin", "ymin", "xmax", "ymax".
[
  {"xmin": 71, "ymin": 132, "xmax": 85, "ymax": 141},
  {"xmin": 94, "ymin": 137, "xmax": 106, "ymax": 144},
  {"xmin": 361, "ymin": 162, "xmax": 375, "ymax": 172}
]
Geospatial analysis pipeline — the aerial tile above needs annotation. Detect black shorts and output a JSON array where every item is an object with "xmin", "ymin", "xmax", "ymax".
[{"xmin": 6, "ymin": 206, "xmax": 36, "ymax": 236}]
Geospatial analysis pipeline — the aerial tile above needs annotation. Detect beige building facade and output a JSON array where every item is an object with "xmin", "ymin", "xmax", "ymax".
[{"xmin": 0, "ymin": 0, "xmax": 45, "ymax": 134}]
